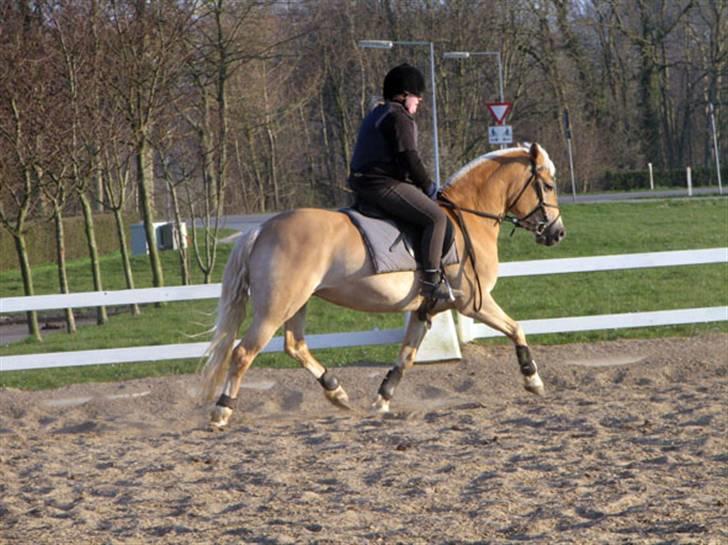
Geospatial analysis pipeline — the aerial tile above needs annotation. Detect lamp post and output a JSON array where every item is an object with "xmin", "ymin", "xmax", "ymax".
[
  {"xmin": 358, "ymin": 39, "xmax": 441, "ymax": 188},
  {"xmin": 444, "ymin": 50, "xmax": 506, "ymax": 150},
  {"xmin": 442, "ymin": 50, "xmax": 504, "ymax": 103}
]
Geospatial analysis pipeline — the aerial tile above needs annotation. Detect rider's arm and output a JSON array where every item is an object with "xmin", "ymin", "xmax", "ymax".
[
  {"xmin": 397, "ymin": 150, "xmax": 434, "ymax": 193},
  {"xmin": 381, "ymin": 106, "xmax": 435, "ymax": 193}
]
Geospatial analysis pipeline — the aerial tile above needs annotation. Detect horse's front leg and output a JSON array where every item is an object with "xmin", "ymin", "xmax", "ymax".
[
  {"xmin": 463, "ymin": 293, "xmax": 545, "ymax": 396},
  {"xmin": 372, "ymin": 313, "xmax": 429, "ymax": 413}
]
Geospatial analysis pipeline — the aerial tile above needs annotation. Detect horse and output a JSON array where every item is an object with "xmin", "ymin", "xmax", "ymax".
[{"xmin": 201, "ymin": 142, "xmax": 565, "ymax": 429}]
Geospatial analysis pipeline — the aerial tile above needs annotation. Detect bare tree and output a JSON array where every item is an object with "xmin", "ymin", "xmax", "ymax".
[
  {"xmin": 0, "ymin": 3, "xmax": 49, "ymax": 341},
  {"xmin": 41, "ymin": 165, "xmax": 77, "ymax": 334},
  {"xmin": 47, "ymin": 1, "xmax": 109, "ymax": 324},
  {"xmin": 102, "ymin": 0, "xmax": 194, "ymax": 290},
  {"xmin": 101, "ymin": 137, "xmax": 141, "ymax": 316}
]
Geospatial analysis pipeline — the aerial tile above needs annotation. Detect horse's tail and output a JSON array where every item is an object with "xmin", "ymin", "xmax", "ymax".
[{"xmin": 200, "ymin": 227, "xmax": 260, "ymax": 402}]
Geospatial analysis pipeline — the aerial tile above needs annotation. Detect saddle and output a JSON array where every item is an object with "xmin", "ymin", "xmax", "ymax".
[{"xmin": 341, "ymin": 199, "xmax": 459, "ymax": 274}]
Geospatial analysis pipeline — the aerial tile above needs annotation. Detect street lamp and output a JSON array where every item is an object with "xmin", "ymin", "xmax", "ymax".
[
  {"xmin": 359, "ymin": 39, "xmax": 441, "ymax": 188},
  {"xmin": 443, "ymin": 50, "xmax": 504, "ymax": 103},
  {"xmin": 444, "ymin": 50, "xmax": 506, "ymax": 149}
]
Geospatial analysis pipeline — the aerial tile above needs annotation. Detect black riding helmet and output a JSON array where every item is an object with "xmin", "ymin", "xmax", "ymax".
[{"xmin": 383, "ymin": 63, "xmax": 426, "ymax": 100}]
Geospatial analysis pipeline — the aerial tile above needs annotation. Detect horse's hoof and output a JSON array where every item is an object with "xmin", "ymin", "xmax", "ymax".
[
  {"xmin": 325, "ymin": 385, "xmax": 352, "ymax": 410},
  {"xmin": 209, "ymin": 405, "xmax": 233, "ymax": 430},
  {"xmin": 524, "ymin": 371, "xmax": 545, "ymax": 396},
  {"xmin": 372, "ymin": 394, "xmax": 390, "ymax": 414}
]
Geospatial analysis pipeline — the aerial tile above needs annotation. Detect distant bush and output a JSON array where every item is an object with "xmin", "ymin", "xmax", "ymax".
[
  {"xmin": 0, "ymin": 212, "xmax": 139, "ymax": 273},
  {"xmin": 597, "ymin": 165, "xmax": 727, "ymax": 191}
]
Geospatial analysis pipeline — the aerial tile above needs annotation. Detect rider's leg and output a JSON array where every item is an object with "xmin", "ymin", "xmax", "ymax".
[{"xmin": 357, "ymin": 183, "xmax": 450, "ymax": 300}]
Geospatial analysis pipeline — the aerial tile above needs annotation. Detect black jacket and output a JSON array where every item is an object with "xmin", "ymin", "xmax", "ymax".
[{"xmin": 349, "ymin": 101, "xmax": 433, "ymax": 193}]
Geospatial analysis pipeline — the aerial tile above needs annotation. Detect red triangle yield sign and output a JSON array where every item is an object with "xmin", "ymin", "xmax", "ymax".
[{"xmin": 487, "ymin": 102, "xmax": 512, "ymax": 124}]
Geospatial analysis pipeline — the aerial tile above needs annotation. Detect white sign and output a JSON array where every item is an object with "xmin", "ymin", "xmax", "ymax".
[{"xmin": 489, "ymin": 125, "xmax": 513, "ymax": 145}]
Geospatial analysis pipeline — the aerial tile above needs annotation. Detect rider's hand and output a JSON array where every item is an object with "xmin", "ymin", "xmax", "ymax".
[{"xmin": 425, "ymin": 183, "xmax": 437, "ymax": 200}]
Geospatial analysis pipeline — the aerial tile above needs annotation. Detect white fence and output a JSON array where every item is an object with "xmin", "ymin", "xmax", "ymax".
[{"xmin": 1, "ymin": 248, "xmax": 726, "ymax": 372}]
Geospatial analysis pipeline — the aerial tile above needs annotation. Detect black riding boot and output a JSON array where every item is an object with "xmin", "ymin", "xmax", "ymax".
[{"xmin": 421, "ymin": 269, "xmax": 452, "ymax": 302}]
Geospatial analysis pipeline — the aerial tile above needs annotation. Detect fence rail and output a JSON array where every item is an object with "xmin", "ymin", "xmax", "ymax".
[{"xmin": 1, "ymin": 248, "xmax": 726, "ymax": 372}]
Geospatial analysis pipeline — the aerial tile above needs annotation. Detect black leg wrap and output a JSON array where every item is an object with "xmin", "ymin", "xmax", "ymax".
[
  {"xmin": 378, "ymin": 367, "xmax": 403, "ymax": 401},
  {"xmin": 216, "ymin": 393, "xmax": 236, "ymax": 409},
  {"xmin": 318, "ymin": 370, "xmax": 339, "ymax": 391},
  {"xmin": 516, "ymin": 345, "xmax": 536, "ymax": 376}
]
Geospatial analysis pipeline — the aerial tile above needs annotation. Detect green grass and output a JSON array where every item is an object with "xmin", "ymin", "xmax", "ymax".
[{"xmin": 1, "ymin": 198, "xmax": 726, "ymax": 390}]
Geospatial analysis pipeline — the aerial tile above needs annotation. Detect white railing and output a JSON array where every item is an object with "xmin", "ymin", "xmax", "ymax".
[{"xmin": 1, "ymin": 248, "xmax": 726, "ymax": 372}]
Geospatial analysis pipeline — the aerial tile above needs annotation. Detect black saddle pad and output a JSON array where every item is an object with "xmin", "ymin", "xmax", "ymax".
[{"xmin": 341, "ymin": 203, "xmax": 458, "ymax": 274}]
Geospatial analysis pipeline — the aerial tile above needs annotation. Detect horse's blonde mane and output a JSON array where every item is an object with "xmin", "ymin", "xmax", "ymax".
[{"xmin": 444, "ymin": 144, "xmax": 555, "ymax": 188}]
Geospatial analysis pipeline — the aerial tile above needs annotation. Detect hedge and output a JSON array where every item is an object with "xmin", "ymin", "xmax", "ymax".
[{"xmin": 0, "ymin": 212, "xmax": 139, "ymax": 273}]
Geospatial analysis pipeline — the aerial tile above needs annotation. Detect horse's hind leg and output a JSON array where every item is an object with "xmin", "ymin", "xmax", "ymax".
[
  {"xmin": 284, "ymin": 304, "xmax": 351, "ymax": 410},
  {"xmin": 210, "ymin": 320, "xmax": 279, "ymax": 430},
  {"xmin": 372, "ymin": 313, "xmax": 429, "ymax": 413}
]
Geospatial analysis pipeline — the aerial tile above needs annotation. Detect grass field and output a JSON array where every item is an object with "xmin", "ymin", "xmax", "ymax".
[{"xmin": 1, "ymin": 197, "xmax": 726, "ymax": 390}]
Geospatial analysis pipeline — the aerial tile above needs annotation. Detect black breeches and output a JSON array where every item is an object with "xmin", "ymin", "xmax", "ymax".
[{"xmin": 355, "ymin": 182, "xmax": 448, "ymax": 271}]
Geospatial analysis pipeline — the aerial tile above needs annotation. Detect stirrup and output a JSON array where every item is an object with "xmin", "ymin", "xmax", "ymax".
[
  {"xmin": 417, "ymin": 279, "xmax": 453, "ymax": 324},
  {"xmin": 422, "ymin": 280, "xmax": 452, "ymax": 302},
  {"xmin": 421, "ymin": 268, "xmax": 456, "ymax": 303}
]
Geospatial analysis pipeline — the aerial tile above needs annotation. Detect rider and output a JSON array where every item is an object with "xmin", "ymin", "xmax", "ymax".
[{"xmin": 348, "ymin": 63, "xmax": 450, "ymax": 303}]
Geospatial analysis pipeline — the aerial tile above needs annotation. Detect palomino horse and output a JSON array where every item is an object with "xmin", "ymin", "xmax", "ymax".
[{"xmin": 202, "ymin": 143, "xmax": 565, "ymax": 428}]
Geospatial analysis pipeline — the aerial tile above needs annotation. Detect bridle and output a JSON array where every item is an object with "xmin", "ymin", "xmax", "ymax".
[
  {"xmin": 437, "ymin": 160, "xmax": 561, "ymax": 313},
  {"xmin": 505, "ymin": 164, "xmax": 562, "ymax": 236},
  {"xmin": 440, "ymin": 161, "xmax": 561, "ymax": 236}
]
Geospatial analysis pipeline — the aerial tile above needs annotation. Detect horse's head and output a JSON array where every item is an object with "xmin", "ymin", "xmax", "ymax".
[{"xmin": 506, "ymin": 143, "xmax": 565, "ymax": 246}]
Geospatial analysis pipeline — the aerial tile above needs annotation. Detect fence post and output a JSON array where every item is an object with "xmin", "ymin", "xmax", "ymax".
[
  {"xmin": 709, "ymin": 103, "xmax": 723, "ymax": 195},
  {"xmin": 648, "ymin": 162, "xmax": 654, "ymax": 190},
  {"xmin": 687, "ymin": 166, "xmax": 693, "ymax": 196},
  {"xmin": 413, "ymin": 311, "xmax": 462, "ymax": 363}
]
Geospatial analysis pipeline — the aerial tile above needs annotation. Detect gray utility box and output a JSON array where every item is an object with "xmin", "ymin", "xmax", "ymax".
[{"xmin": 130, "ymin": 222, "xmax": 188, "ymax": 256}]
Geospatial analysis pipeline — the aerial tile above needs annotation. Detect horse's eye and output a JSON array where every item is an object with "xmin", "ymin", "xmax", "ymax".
[{"xmin": 543, "ymin": 182, "xmax": 554, "ymax": 192}]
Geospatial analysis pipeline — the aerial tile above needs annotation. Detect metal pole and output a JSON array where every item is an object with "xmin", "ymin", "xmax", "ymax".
[
  {"xmin": 429, "ymin": 41, "xmax": 441, "ymax": 188},
  {"xmin": 687, "ymin": 166, "xmax": 693, "ymax": 197},
  {"xmin": 496, "ymin": 51, "xmax": 504, "ymax": 103},
  {"xmin": 564, "ymin": 109, "xmax": 576, "ymax": 202},
  {"xmin": 709, "ymin": 103, "xmax": 723, "ymax": 195},
  {"xmin": 443, "ymin": 50, "xmax": 506, "ymax": 150}
]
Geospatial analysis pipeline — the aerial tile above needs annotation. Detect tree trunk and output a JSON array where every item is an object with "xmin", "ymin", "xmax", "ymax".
[
  {"xmin": 233, "ymin": 137, "xmax": 251, "ymax": 212},
  {"xmin": 78, "ymin": 192, "xmax": 108, "ymax": 325},
  {"xmin": 265, "ymin": 123, "xmax": 279, "ymax": 210},
  {"xmin": 111, "ymin": 208, "xmax": 141, "ymax": 316},
  {"xmin": 168, "ymin": 183, "xmax": 190, "ymax": 285},
  {"xmin": 319, "ymin": 91, "xmax": 337, "ymax": 203},
  {"xmin": 136, "ymin": 137, "xmax": 165, "ymax": 290},
  {"xmin": 246, "ymin": 127, "xmax": 266, "ymax": 212},
  {"xmin": 52, "ymin": 206, "xmax": 77, "ymax": 334},
  {"xmin": 262, "ymin": 72, "xmax": 280, "ymax": 210},
  {"xmin": 13, "ymin": 234, "xmax": 41, "ymax": 341}
]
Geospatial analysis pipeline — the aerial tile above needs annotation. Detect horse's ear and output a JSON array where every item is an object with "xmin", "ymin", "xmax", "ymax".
[{"xmin": 529, "ymin": 142, "xmax": 541, "ymax": 163}]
